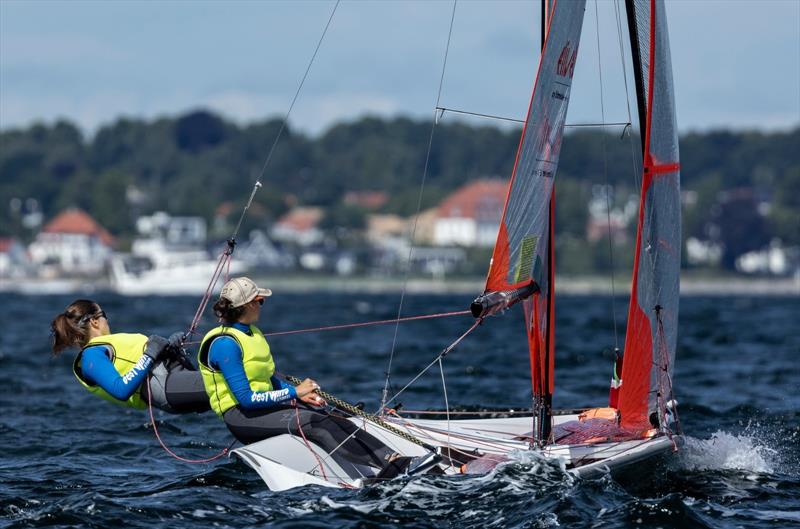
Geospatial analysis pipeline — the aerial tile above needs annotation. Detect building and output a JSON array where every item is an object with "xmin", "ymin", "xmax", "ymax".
[
  {"xmin": 136, "ymin": 211, "xmax": 206, "ymax": 247},
  {"xmin": 28, "ymin": 208, "xmax": 114, "ymax": 275},
  {"xmin": 271, "ymin": 206, "xmax": 324, "ymax": 246},
  {"xmin": 0, "ymin": 238, "xmax": 29, "ymax": 278},
  {"xmin": 433, "ymin": 179, "xmax": 507, "ymax": 247},
  {"xmin": 366, "ymin": 214, "xmax": 407, "ymax": 245},
  {"xmin": 586, "ymin": 185, "xmax": 637, "ymax": 244},
  {"xmin": 343, "ymin": 191, "xmax": 388, "ymax": 210}
]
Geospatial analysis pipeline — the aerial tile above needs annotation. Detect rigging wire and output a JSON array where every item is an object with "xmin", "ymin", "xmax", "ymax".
[
  {"xmin": 594, "ymin": 0, "xmax": 619, "ymax": 350},
  {"xmin": 182, "ymin": 0, "xmax": 340, "ymax": 341},
  {"xmin": 438, "ymin": 357, "xmax": 453, "ymax": 469},
  {"xmin": 614, "ymin": 0, "xmax": 644, "ymax": 199},
  {"xmin": 434, "ymin": 106, "xmax": 630, "ymax": 129},
  {"xmin": 379, "ymin": 0, "xmax": 459, "ymax": 414},
  {"xmin": 259, "ymin": 0, "xmax": 340, "ymax": 180},
  {"xmin": 263, "ymin": 309, "xmax": 470, "ymax": 337},
  {"xmin": 382, "ymin": 318, "xmax": 482, "ymax": 411}
]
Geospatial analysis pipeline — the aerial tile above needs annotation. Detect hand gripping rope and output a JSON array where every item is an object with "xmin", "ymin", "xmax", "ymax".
[{"xmin": 281, "ymin": 374, "xmax": 437, "ymax": 452}]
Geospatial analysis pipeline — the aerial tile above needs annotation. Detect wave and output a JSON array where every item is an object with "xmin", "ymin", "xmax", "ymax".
[{"xmin": 679, "ymin": 430, "xmax": 778, "ymax": 474}]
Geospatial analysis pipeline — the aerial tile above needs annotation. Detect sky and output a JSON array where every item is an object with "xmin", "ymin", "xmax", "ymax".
[{"xmin": 1, "ymin": 0, "xmax": 798, "ymax": 137}]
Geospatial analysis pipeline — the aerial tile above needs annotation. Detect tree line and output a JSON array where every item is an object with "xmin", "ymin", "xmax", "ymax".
[{"xmin": 1, "ymin": 110, "xmax": 797, "ymax": 271}]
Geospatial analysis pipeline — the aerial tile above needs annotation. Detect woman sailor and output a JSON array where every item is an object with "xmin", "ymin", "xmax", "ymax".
[
  {"xmin": 51, "ymin": 299, "xmax": 210, "ymax": 414},
  {"xmin": 198, "ymin": 277, "xmax": 438, "ymax": 480}
]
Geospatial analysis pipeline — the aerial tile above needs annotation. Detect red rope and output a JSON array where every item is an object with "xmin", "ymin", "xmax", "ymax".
[
  {"xmin": 186, "ymin": 249, "xmax": 231, "ymax": 339},
  {"xmin": 147, "ymin": 378, "xmax": 234, "ymax": 464},
  {"xmin": 263, "ymin": 309, "xmax": 471, "ymax": 337},
  {"xmin": 295, "ymin": 404, "xmax": 329, "ymax": 482}
]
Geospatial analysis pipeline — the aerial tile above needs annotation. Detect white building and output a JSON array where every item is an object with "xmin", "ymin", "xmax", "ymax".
[
  {"xmin": 0, "ymin": 238, "xmax": 29, "ymax": 278},
  {"xmin": 433, "ymin": 179, "xmax": 507, "ymax": 247},
  {"xmin": 271, "ymin": 207, "xmax": 324, "ymax": 247},
  {"xmin": 28, "ymin": 209, "xmax": 114, "ymax": 275},
  {"xmin": 136, "ymin": 211, "xmax": 206, "ymax": 247}
]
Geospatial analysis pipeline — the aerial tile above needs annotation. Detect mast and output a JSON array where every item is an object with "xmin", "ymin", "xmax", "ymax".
[
  {"xmin": 540, "ymin": 0, "xmax": 554, "ymax": 445},
  {"xmin": 625, "ymin": 0, "xmax": 647, "ymax": 153}
]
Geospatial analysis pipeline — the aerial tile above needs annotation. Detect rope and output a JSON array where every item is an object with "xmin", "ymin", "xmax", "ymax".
[
  {"xmin": 180, "ymin": 1, "xmax": 341, "ymax": 347},
  {"xmin": 180, "ymin": 309, "xmax": 472, "ymax": 346},
  {"xmin": 434, "ymin": 106, "xmax": 630, "ymax": 128},
  {"xmin": 230, "ymin": 0, "xmax": 342, "ymax": 242},
  {"xmin": 264, "ymin": 309, "xmax": 470, "ymax": 337},
  {"xmin": 146, "ymin": 378, "xmax": 235, "ymax": 463},
  {"xmin": 594, "ymin": 0, "xmax": 619, "ymax": 350},
  {"xmin": 438, "ymin": 357, "xmax": 453, "ymax": 469},
  {"xmin": 185, "ymin": 246, "xmax": 233, "ymax": 341},
  {"xmin": 381, "ymin": 318, "xmax": 482, "ymax": 411},
  {"xmin": 252, "ymin": 0, "xmax": 340, "ymax": 189},
  {"xmin": 380, "ymin": 0, "xmax": 458, "ymax": 413},
  {"xmin": 294, "ymin": 405, "xmax": 329, "ymax": 482},
  {"xmin": 282, "ymin": 374, "xmax": 436, "ymax": 451}
]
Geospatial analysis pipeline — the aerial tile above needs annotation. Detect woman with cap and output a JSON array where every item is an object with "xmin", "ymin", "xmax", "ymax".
[
  {"xmin": 51, "ymin": 299, "xmax": 210, "ymax": 414},
  {"xmin": 198, "ymin": 277, "xmax": 439, "ymax": 480}
]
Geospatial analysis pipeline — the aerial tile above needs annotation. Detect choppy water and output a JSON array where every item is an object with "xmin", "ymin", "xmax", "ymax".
[{"xmin": 1, "ymin": 293, "xmax": 798, "ymax": 528}]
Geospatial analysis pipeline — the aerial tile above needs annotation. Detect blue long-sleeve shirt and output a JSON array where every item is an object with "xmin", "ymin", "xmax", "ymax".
[
  {"xmin": 207, "ymin": 322, "xmax": 297, "ymax": 410},
  {"xmin": 81, "ymin": 346, "xmax": 154, "ymax": 400}
]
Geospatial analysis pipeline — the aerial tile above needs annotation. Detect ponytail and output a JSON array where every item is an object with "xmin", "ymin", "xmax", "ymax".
[
  {"xmin": 213, "ymin": 298, "xmax": 245, "ymax": 325},
  {"xmin": 51, "ymin": 299, "xmax": 101, "ymax": 355}
]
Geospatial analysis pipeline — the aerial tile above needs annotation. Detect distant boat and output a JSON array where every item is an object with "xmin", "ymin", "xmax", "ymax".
[
  {"xmin": 110, "ymin": 237, "xmax": 245, "ymax": 295},
  {"xmin": 232, "ymin": 0, "xmax": 683, "ymax": 490}
]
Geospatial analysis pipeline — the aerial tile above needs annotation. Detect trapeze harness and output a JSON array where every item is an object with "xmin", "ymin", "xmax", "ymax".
[
  {"xmin": 74, "ymin": 333, "xmax": 209, "ymax": 413},
  {"xmin": 198, "ymin": 322, "xmax": 396, "ymax": 475}
]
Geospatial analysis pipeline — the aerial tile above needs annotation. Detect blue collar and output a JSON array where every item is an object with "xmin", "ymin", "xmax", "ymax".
[{"xmin": 231, "ymin": 322, "xmax": 251, "ymax": 334}]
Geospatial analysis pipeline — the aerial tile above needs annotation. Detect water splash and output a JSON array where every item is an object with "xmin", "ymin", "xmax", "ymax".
[{"xmin": 679, "ymin": 430, "xmax": 777, "ymax": 474}]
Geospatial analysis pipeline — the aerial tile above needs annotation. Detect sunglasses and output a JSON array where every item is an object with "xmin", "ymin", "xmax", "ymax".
[
  {"xmin": 256, "ymin": 298, "xmax": 265, "ymax": 306},
  {"xmin": 79, "ymin": 310, "xmax": 107, "ymax": 326}
]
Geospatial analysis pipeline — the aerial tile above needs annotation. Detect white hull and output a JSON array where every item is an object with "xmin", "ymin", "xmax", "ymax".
[
  {"xmin": 231, "ymin": 414, "xmax": 681, "ymax": 491},
  {"xmin": 109, "ymin": 254, "xmax": 245, "ymax": 295}
]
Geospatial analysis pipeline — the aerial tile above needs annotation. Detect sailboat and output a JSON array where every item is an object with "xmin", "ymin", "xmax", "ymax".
[{"xmin": 230, "ymin": 0, "xmax": 683, "ymax": 491}]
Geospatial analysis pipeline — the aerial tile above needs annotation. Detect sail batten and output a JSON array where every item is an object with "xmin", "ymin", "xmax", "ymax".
[
  {"xmin": 618, "ymin": 0, "xmax": 681, "ymax": 430},
  {"xmin": 482, "ymin": 0, "xmax": 587, "ymax": 404}
]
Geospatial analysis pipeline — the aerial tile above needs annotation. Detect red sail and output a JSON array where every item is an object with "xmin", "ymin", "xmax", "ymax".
[
  {"xmin": 618, "ymin": 0, "xmax": 681, "ymax": 429},
  {"xmin": 483, "ymin": 0, "xmax": 586, "ymax": 397}
]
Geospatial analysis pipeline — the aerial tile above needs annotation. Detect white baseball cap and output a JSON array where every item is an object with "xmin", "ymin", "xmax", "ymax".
[{"xmin": 219, "ymin": 277, "xmax": 272, "ymax": 307}]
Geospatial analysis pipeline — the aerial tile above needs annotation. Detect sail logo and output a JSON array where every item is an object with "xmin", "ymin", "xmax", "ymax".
[{"xmin": 556, "ymin": 41, "xmax": 578, "ymax": 78}]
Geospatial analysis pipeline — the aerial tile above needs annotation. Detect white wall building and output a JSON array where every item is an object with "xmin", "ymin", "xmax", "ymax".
[
  {"xmin": 28, "ymin": 208, "xmax": 114, "ymax": 275},
  {"xmin": 433, "ymin": 179, "xmax": 507, "ymax": 247},
  {"xmin": 271, "ymin": 207, "xmax": 324, "ymax": 247}
]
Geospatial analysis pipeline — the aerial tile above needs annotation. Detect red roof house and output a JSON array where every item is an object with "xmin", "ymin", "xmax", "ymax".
[{"xmin": 434, "ymin": 179, "xmax": 508, "ymax": 247}]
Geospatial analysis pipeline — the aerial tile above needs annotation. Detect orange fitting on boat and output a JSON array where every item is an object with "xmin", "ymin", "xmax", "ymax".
[{"xmin": 578, "ymin": 407, "xmax": 620, "ymax": 422}]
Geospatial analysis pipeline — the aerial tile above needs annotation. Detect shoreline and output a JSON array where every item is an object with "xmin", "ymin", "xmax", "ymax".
[{"xmin": 4, "ymin": 274, "xmax": 797, "ymax": 296}]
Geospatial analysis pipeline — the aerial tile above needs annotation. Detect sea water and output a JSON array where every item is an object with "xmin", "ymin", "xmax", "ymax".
[{"xmin": 1, "ymin": 293, "xmax": 798, "ymax": 528}]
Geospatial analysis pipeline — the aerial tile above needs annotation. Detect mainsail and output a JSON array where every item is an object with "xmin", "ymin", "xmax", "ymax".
[
  {"xmin": 618, "ymin": 0, "xmax": 681, "ymax": 430},
  {"xmin": 473, "ymin": 0, "xmax": 586, "ymax": 440}
]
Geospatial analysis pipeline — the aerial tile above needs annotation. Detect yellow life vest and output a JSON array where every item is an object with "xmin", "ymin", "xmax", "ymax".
[
  {"xmin": 73, "ymin": 333, "xmax": 150, "ymax": 409},
  {"xmin": 197, "ymin": 325, "xmax": 275, "ymax": 416}
]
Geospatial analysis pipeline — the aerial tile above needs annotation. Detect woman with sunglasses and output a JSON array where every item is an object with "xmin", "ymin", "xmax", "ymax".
[
  {"xmin": 51, "ymin": 299, "xmax": 210, "ymax": 414},
  {"xmin": 199, "ymin": 277, "xmax": 439, "ymax": 480}
]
